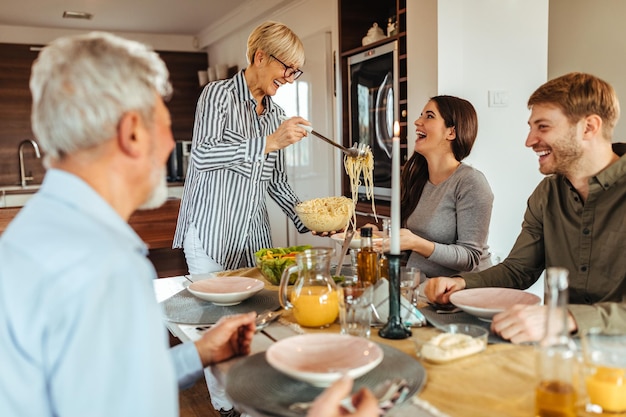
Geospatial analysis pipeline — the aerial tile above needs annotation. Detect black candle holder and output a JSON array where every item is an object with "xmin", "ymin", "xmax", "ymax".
[{"xmin": 378, "ymin": 253, "xmax": 412, "ymax": 339}]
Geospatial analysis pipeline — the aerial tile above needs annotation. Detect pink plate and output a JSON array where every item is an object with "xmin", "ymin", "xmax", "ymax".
[
  {"xmin": 449, "ymin": 287, "xmax": 541, "ymax": 322},
  {"xmin": 188, "ymin": 276, "xmax": 264, "ymax": 306},
  {"xmin": 266, "ymin": 334, "xmax": 383, "ymax": 387}
]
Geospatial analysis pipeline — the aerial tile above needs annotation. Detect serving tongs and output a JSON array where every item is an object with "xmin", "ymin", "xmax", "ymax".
[
  {"xmin": 279, "ymin": 116, "xmax": 369, "ymax": 158},
  {"xmin": 334, "ymin": 228, "xmax": 355, "ymax": 277},
  {"xmin": 305, "ymin": 127, "xmax": 369, "ymax": 158}
]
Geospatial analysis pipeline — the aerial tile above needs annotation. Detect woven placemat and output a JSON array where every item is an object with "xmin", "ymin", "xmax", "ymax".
[
  {"xmin": 418, "ymin": 305, "xmax": 507, "ymax": 344},
  {"xmin": 161, "ymin": 289, "xmax": 280, "ymax": 325}
]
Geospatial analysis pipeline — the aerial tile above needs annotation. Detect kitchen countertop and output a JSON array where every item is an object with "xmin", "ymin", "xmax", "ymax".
[
  {"xmin": 1, "ymin": 195, "xmax": 182, "ymax": 251},
  {"xmin": 0, "ymin": 182, "xmax": 184, "ymax": 208},
  {"xmin": 0, "ymin": 184, "xmax": 40, "ymax": 194}
]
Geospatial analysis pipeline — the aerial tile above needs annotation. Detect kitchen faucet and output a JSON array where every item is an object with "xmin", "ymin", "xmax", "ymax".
[{"xmin": 19, "ymin": 139, "xmax": 41, "ymax": 187}]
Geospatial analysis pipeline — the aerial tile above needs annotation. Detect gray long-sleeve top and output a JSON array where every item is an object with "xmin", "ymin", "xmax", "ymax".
[{"xmin": 406, "ymin": 163, "xmax": 494, "ymax": 277}]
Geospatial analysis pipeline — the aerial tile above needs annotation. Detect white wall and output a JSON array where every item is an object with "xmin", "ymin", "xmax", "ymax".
[
  {"xmin": 406, "ymin": 0, "xmax": 439, "ymax": 137},
  {"xmin": 548, "ymin": 0, "xmax": 626, "ymax": 142}
]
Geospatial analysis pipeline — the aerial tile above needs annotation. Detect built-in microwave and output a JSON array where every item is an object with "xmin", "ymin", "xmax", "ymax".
[{"xmin": 347, "ymin": 40, "xmax": 398, "ymax": 202}]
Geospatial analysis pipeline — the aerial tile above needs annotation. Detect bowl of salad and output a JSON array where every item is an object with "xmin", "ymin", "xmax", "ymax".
[{"xmin": 255, "ymin": 245, "xmax": 312, "ymax": 285}]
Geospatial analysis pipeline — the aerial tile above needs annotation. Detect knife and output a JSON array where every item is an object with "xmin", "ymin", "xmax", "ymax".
[{"xmin": 335, "ymin": 229, "xmax": 355, "ymax": 277}]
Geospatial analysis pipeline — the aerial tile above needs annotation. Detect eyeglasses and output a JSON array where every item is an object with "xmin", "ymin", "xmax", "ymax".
[{"xmin": 270, "ymin": 54, "xmax": 304, "ymax": 80}]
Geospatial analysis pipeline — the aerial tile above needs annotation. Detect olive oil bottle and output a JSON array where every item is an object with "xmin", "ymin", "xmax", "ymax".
[{"xmin": 357, "ymin": 227, "xmax": 378, "ymax": 287}]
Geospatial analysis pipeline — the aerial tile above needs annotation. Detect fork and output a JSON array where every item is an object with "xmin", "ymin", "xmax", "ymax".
[
  {"xmin": 307, "ymin": 128, "xmax": 368, "ymax": 158},
  {"xmin": 254, "ymin": 309, "xmax": 282, "ymax": 331},
  {"xmin": 194, "ymin": 309, "xmax": 282, "ymax": 333},
  {"xmin": 289, "ymin": 378, "xmax": 409, "ymax": 414}
]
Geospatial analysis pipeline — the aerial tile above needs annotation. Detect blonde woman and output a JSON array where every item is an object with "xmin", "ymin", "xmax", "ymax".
[
  {"xmin": 173, "ymin": 21, "xmax": 312, "ymax": 417},
  {"xmin": 174, "ymin": 21, "xmax": 311, "ymax": 277}
]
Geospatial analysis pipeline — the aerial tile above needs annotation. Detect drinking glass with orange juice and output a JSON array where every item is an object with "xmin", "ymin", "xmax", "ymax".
[
  {"xmin": 581, "ymin": 328, "xmax": 626, "ymax": 415},
  {"xmin": 279, "ymin": 247, "xmax": 339, "ymax": 328}
]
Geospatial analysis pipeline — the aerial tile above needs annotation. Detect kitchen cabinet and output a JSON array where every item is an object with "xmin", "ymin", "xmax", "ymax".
[
  {"xmin": 0, "ymin": 207, "xmax": 21, "ymax": 236},
  {"xmin": 127, "ymin": 198, "xmax": 181, "ymax": 251},
  {"xmin": 338, "ymin": 0, "xmax": 407, "ymax": 228},
  {"xmin": 128, "ymin": 198, "xmax": 188, "ymax": 278},
  {"xmin": 0, "ymin": 43, "xmax": 207, "ymax": 187},
  {"xmin": 157, "ymin": 50, "xmax": 208, "ymax": 142},
  {"xmin": 0, "ymin": 44, "xmax": 40, "ymax": 188}
]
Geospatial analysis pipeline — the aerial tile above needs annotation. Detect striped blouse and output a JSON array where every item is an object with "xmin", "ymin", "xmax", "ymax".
[{"xmin": 173, "ymin": 70, "xmax": 307, "ymax": 270}]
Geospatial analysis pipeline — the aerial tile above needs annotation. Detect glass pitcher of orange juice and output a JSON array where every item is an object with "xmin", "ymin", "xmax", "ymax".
[{"xmin": 278, "ymin": 247, "xmax": 339, "ymax": 328}]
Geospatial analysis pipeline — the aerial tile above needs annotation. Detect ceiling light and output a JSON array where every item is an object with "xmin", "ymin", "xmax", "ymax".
[{"xmin": 62, "ymin": 11, "xmax": 93, "ymax": 20}]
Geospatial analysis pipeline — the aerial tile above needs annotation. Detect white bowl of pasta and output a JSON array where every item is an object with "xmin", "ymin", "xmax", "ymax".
[{"xmin": 295, "ymin": 196, "xmax": 353, "ymax": 232}]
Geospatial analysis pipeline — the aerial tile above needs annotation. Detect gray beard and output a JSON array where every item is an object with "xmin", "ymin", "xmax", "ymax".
[{"xmin": 138, "ymin": 169, "xmax": 168, "ymax": 210}]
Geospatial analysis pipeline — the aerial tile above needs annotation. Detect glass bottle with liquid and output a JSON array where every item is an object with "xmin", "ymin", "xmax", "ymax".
[
  {"xmin": 535, "ymin": 267, "xmax": 578, "ymax": 417},
  {"xmin": 378, "ymin": 219, "xmax": 391, "ymax": 281},
  {"xmin": 357, "ymin": 227, "xmax": 378, "ymax": 287}
]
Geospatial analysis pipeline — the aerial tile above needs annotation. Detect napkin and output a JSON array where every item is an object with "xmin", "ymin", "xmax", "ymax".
[{"xmin": 372, "ymin": 278, "xmax": 427, "ymax": 327}]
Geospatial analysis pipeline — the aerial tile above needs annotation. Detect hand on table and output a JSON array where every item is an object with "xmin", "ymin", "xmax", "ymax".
[
  {"xmin": 491, "ymin": 304, "xmax": 578, "ymax": 344},
  {"xmin": 423, "ymin": 277, "xmax": 466, "ymax": 305},
  {"xmin": 307, "ymin": 376, "xmax": 378, "ymax": 417},
  {"xmin": 194, "ymin": 312, "xmax": 256, "ymax": 367}
]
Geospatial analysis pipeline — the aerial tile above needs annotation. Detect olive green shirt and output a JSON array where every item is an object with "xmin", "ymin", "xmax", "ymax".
[{"xmin": 461, "ymin": 144, "xmax": 626, "ymax": 333}]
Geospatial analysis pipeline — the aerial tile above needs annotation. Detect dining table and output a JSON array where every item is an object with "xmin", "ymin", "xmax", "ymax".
[{"xmin": 154, "ymin": 267, "xmax": 540, "ymax": 417}]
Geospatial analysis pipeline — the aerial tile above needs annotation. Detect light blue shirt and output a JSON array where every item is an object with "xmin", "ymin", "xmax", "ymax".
[{"xmin": 0, "ymin": 169, "xmax": 202, "ymax": 417}]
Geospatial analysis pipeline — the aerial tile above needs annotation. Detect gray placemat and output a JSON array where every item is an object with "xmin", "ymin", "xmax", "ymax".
[
  {"xmin": 226, "ymin": 343, "xmax": 426, "ymax": 417},
  {"xmin": 418, "ymin": 305, "xmax": 507, "ymax": 344},
  {"xmin": 161, "ymin": 288, "xmax": 280, "ymax": 324}
]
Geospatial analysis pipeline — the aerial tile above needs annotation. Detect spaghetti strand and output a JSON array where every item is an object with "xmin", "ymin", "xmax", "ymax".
[{"xmin": 344, "ymin": 147, "xmax": 376, "ymax": 228}]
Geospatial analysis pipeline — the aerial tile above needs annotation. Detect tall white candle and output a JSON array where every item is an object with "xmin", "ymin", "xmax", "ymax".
[{"xmin": 390, "ymin": 121, "xmax": 401, "ymax": 254}]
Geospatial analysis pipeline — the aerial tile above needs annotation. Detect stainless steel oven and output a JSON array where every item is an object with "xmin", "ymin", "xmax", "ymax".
[{"xmin": 348, "ymin": 40, "xmax": 398, "ymax": 201}]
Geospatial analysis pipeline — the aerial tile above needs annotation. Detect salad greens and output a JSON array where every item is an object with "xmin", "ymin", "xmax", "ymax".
[{"xmin": 255, "ymin": 245, "xmax": 312, "ymax": 285}]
